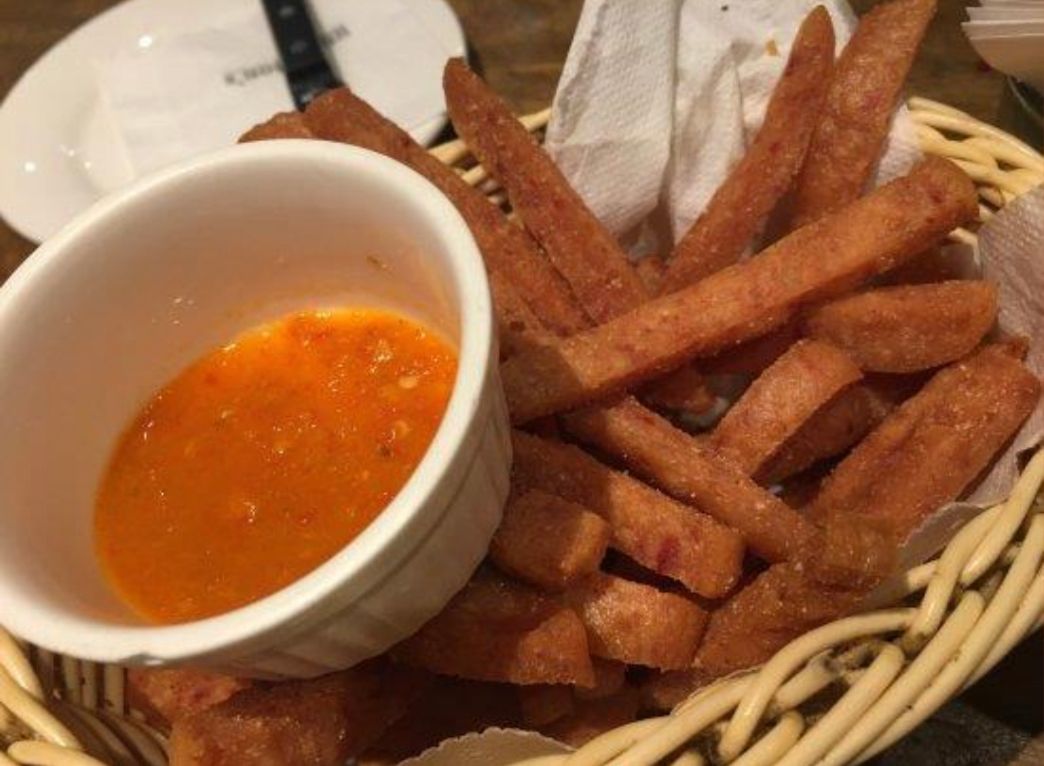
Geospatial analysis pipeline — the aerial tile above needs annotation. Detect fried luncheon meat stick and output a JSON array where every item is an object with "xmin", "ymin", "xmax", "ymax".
[
  {"xmin": 786, "ymin": 0, "xmax": 938, "ymax": 228},
  {"xmin": 503, "ymin": 158, "xmax": 977, "ymax": 423},
  {"xmin": 511, "ymin": 430, "xmax": 744, "ymax": 598},
  {"xmin": 708, "ymin": 339, "xmax": 863, "ymax": 476},
  {"xmin": 444, "ymin": 58, "xmax": 645, "ymax": 324},
  {"xmin": 661, "ymin": 6, "xmax": 835, "ymax": 293},
  {"xmin": 303, "ymin": 89, "xmax": 589, "ymax": 338}
]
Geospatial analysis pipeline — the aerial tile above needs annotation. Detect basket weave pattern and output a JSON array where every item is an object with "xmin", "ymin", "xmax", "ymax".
[{"xmin": 1, "ymin": 99, "xmax": 1042, "ymax": 766}]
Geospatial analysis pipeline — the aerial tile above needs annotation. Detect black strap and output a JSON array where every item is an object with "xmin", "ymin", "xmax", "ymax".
[{"xmin": 260, "ymin": 0, "xmax": 343, "ymax": 110}]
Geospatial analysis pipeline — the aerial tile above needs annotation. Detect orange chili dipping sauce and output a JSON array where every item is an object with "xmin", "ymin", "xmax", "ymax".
[{"xmin": 95, "ymin": 309, "xmax": 457, "ymax": 624}]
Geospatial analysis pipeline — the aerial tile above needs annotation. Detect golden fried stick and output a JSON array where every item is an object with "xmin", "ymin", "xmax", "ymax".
[
  {"xmin": 501, "ymin": 158, "xmax": 977, "ymax": 423},
  {"xmin": 511, "ymin": 431, "xmax": 744, "ymax": 598},
  {"xmin": 169, "ymin": 659, "xmax": 428, "ymax": 766},
  {"xmin": 648, "ymin": 341, "xmax": 1037, "ymax": 707},
  {"xmin": 565, "ymin": 572, "xmax": 708, "ymax": 671},
  {"xmin": 395, "ymin": 572, "xmax": 595, "ymax": 687},
  {"xmin": 304, "ymin": 89, "xmax": 588, "ymax": 337},
  {"xmin": 635, "ymin": 256, "xmax": 666, "ymax": 295},
  {"xmin": 661, "ymin": 7, "xmax": 835, "ymax": 293},
  {"xmin": 238, "ymin": 111, "xmax": 314, "ymax": 141},
  {"xmin": 562, "ymin": 397, "xmax": 818, "ymax": 563},
  {"xmin": 488, "ymin": 269, "xmax": 556, "ymax": 357},
  {"xmin": 444, "ymin": 59, "xmax": 646, "ymax": 324},
  {"xmin": 756, "ymin": 381, "xmax": 897, "ymax": 484},
  {"xmin": 440, "ymin": 60, "xmax": 719, "ymax": 415},
  {"xmin": 575, "ymin": 659, "xmax": 627, "ymax": 700},
  {"xmin": 882, "ymin": 245, "xmax": 973, "ymax": 286},
  {"xmin": 803, "ymin": 281, "xmax": 998, "ymax": 373},
  {"xmin": 540, "ymin": 687, "xmax": 640, "ymax": 747},
  {"xmin": 701, "ymin": 323, "xmax": 803, "ymax": 375},
  {"xmin": 127, "ymin": 668, "xmax": 251, "ymax": 731},
  {"xmin": 709, "ymin": 340, "xmax": 863, "ymax": 476},
  {"xmin": 786, "ymin": 0, "xmax": 938, "ymax": 228},
  {"xmin": 807, "ymin": 343, "xmax": 1041, "ymax": 539},
  {"xmin": 518, "ymin": 685, "xmax": 574, "ymax": 728},
  {"xmin": 644, "ymin": 511, "xmax": 896, "ymax": 710},
  {"xmin": 518, "ymin": 661, "xmax": 628, "ymax": 729},
  {"xmin": 639, "ymin": 365, "xmax": 717, "ymax": 416},
  {"xmin": 490, "ymin": 489, "xmax": 611, "ymax": 591},
  {"xmin": 643, "ymin": 561, "xmax": 860, "ymax": 710},
  {"xmin": 303, "ymin": 89, "xmax": 714, "ymax": 414},
  {"xmin": 360, "ymin": 678, "xmax": 522, "ymax": 764}
]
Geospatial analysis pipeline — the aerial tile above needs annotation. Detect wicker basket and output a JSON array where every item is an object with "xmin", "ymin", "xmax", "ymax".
[{"xmin": 1, "ymin": 98, "xmax": 1042, "ymax": 766}]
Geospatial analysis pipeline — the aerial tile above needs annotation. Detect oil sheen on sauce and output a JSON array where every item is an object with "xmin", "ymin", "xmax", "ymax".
[{"xmin": 94, "ymin": 309, "xmax": 457, "ymax": 624}]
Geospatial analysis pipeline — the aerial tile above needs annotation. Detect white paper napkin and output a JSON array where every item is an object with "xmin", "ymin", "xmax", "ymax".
[
  {"xmin": 973, "ymin": 185, "xmax": 1044, "ymax": 498},
  {"xmin": 95, "ymin": 0, "xmax": 458, "ymax": 178},
  {"xmin": 891, "ymin": 185, "xmax": 1044, "ymax": 568},
  {"xmin": 545, "ymin": 0, "xmax": 921, "ymax": 250}
]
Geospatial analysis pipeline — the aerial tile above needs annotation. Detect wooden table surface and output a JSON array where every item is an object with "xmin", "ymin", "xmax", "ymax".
[{"xmin": 0, "ymin": 0, "xmax": 1041, "ymax": 763}]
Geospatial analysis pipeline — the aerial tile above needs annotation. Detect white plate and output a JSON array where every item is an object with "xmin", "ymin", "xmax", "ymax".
[
  {"xmin": 963, "ymin": 20, "xmax": 1044, "ymax": 35},
  {"xmin": 0, "ymin": 0, "xmax": 466, "ymax": 244},
  {"xmin": 968, "ymin": 8, "xmax": 1044, "ymax": 21}
]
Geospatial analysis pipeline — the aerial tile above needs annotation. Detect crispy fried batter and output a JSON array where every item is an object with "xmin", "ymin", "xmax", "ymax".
[
  {"xmin": 640, "ymin": 365, "xmax": 717, "ymax": 416},
  {"xmin": 489, "ymin": 269, "xmax": 556, "ymax": 358},
  {"xmin": 442, "ymin": 61, "xmax": 728, "ymax": 416},
  {"xmin": 635, "ymin": 256, "xmax": 666, "ymax": 295},
  {"xmin": 644, "ymin": 512, "xmax": 895, "ymax": 710},
  {"xmin": 565, "ymin": 572, "xmax": 708, "ymax": 670},
  {"xmin": 502, "ymin": 159, "xmax": 977, "ymax": 423},
  {"xmin": 128, "ymin": 668, "xmax": 251, "ymax": 731},
  {"xmin": 662, "ymin": 7, "xmax": 835, "ymax": 292},
  {"xmin": 169, "ymin": 659, "xmax": 427, "ymax": 766},
  {"xmin": 702, "ymin": 323, "xmax": 803, "ymax": 376},
  {"xmin": 394, "ymin": 572, "xmax": 595, "ymax": 687},
  {"xmin": 642, "ymin": 561, "xmax": 861, "ymax": 710},
  {"xmin": 540, "ymin": 687, "xmax": 640, "ymax": 747},
  {"xmin": 359, "ymin": 678, "xmax": 522, "ymax": 765},
  {"xmin": 562, "ymin": 398, "xmax": 818, "ymax": 563},
  {"xmin": 756, "ymin": 381, "xmax": 897, "ymax": 484},
  {"xmin": 787, "ymin": 0, "xmax": 938, "ymax": 228},
  {"xmin": 803, "ymin": 281, "xmax": 998, "ymax": 373},
  {"xmin": 710, "ymin": 340, "xmax": 863, "ymax": 475},
  {"xmin": 301, "ymin": 89, "xmax": 721, "ymax": 419},
  {"xmin": 491, "ymin": 489, "xmax": 611, "ymax": 591},
  {"xmin": 238, "ymin": 111, "xmax": 314, "ymax": 142},
  {"xmin": 444, "ymin": 59, "xmax": 645, "ymax": 324},
  {"xmin": 882, "ymin": 246, "xmax": 975, "ymax": 286},
  {"xmin": 518, "ymin": 685, "xmax": 575, "ymax": 728},
  {"xmin": 304, "ymin": 89, "xmax": 588, "ymax": 337},
  {"xmin": 808, "ymin": 344, "xmax": 1041, "ymax": 539},
  {"xmin": 511, "ymin": 431, "xmax": 744, "ymax": 598},
  {"xmin": 575, "ymin": 659, "xmax": 628, "ymax": 701}
]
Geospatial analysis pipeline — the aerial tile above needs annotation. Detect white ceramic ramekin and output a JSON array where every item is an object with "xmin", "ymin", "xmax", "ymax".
[{"xmin": 0, "ymin": 141, "xmax": 510, "ymax": 678}]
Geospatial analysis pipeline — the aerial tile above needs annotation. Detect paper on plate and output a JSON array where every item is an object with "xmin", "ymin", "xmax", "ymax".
[{"xmin": 96, "ymin": 0, "xmax": 457, "ymax": 178}]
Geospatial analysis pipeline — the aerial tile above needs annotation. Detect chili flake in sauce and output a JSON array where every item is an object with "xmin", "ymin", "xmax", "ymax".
[{"xmin": 94, "ymin": 309, "xmax": 457, "ymax": 624}]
